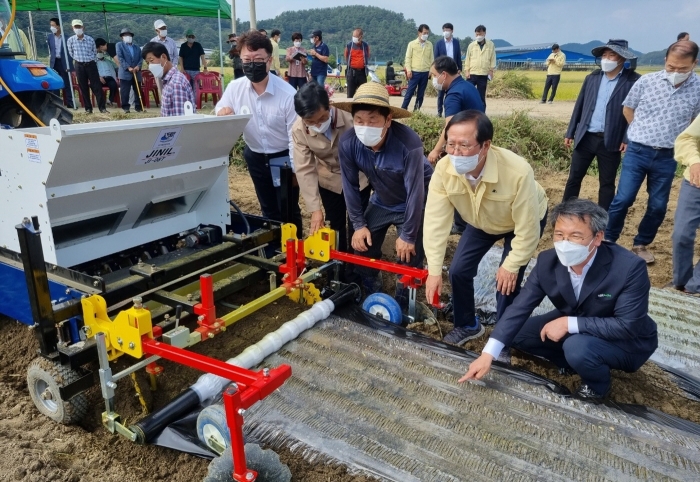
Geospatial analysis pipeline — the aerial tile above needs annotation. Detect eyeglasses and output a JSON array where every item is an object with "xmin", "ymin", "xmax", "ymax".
[
  {"xmin": 241, "ymin": 57, "xmax": 269, "ymax": 65},
  {"xmin": 445, "ymin": 142, "xmax": 480, "ymax": 154},
  {"xmin": 552, "ymin": 233, "xmax": 593, "ymax": 243}
]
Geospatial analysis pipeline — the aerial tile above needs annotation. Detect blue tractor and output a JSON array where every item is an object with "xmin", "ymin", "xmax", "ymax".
[{"xmin": 0, "ymin": 2, "xmax": 72, "ymax": 127}]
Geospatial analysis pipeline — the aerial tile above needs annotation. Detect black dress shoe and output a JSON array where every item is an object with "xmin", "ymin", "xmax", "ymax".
[
  {"xmin": 99, "ymin": 109, "xmax": 109, "ymax": 114},
  {"xmin": 574, "ymin": 384, "xmax": 610, "ymax": 402},
  {"xmin": 85, "ymin": 109, "xmax": 93, "ymax": 114}
]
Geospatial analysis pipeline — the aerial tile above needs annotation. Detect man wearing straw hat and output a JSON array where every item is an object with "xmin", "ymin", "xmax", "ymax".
[{"xmin": 335, "ymin": 82, "xmax": 434, "ymax": 301}]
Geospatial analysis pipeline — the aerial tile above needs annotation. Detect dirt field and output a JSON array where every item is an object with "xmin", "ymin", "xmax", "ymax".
[{"xmin": 0, "ymin": 102, "xmax": 697, "ymax": 482}]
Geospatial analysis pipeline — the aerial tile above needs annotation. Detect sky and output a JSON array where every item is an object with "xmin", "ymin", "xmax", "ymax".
[{"xmin": 230, "ymin": 0, "xmax": 700, "ymax": 53}]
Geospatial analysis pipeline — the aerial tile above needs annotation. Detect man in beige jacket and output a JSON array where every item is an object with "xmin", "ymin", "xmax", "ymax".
[
  {"xmin": 424, "ymin": 110, "xmax": 548, "ymax": 345},
  {"xmin": 292, "ymin": 82, "xmax": 370, "ymax": 252},
  {"xmin": 541, "ymin": 43, "xmax": 566, "ymax": 103}
]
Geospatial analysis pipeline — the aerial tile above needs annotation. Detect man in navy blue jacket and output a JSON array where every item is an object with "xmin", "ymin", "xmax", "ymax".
[
  {"xmin": 433, "ymin": 23, "xmax": 462, "ymax": 117},
  {"xmin": 462, "ymin": 198, "xmax": 657, "ymax": 401},
  {"xmin": 563, "ymin": 40, "xmax": 640, "ymax": 210},
  {"xmin": 47, "ymin": 17, "xmax": 74, "ymax": 108}
]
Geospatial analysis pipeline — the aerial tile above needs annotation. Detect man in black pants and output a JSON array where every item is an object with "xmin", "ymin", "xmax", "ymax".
[
  {"xmin": 66, "ymin": 19, "xmax": 106, "ymax": 113},
  {"xmin": 344, "ymin": 28, "xmax": 369, "ymax": 98},
  {"xmin": 563, "ymin": 39, "xmax": 640, "ymax": 210},
  {"xmin": 47, "ymin": 17, "xmax": 74, "ymax": 108}
]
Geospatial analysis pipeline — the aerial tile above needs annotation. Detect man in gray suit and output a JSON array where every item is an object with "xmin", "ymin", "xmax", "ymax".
[
  {"xmin": 115, "ymin": 27, "xmax": 143, "ymax": 113},
  {"xmin": 461, "ymin": 198, "xmax": 658, "ymax": 402},
  {"xmin": 47, "ymin": 17, "xmax": 73, "ymax": 108}
]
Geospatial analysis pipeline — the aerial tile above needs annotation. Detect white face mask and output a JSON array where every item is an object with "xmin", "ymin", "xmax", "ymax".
[
  {"xmin": 74, "ymin": 28, "xmax": 83, "ymax": 36},
  {"xmin": 475, "ymin": 35, "xmax": 485, "ymax": 42},
  {"xmin": 294, "ymin": 41, "xmax": 301, "ymax": 48},
  {"xmin": 666, "ymin": 70, "xmax": 692, "ymax": 86},
  {"xmin": 420, "ymin": 34, "xmax": 429, "ymax": 41},
  {"xmin": 355, "ymin": 125, "xmax": 385, "ymax": 147},
  {"xmin": 432, "ymin": 75, "xmax": 444, "ymax": 91},
  {"xmin": 352, "ymin": 36, "xmax": 360, "ymax": 44},
  {"xmin": 308, "ymin": 115, "xmax": 332, "ymax": 134},
  {"xmin": 554, "ymin": 238, "xmax": 594, "ymax": 267},
  {"xmin": 123, "ymin": 35, "xmax": 133, "ymax": 44},
  {"xmin": 96, "ymin": 53, "xmax": 104, "ymax": 60},
  {"xmin": 449, "ymin": 149, "xmax": 481, "ymax": 175},
  {"xmin": 149, "ymin": 61, "xmax": 165, "ymax": 79},
  {"xmin": 158, "ymin": 29, "xmax": 167, "ymax": 38},
  {"xmin": 443, "ymin": 31, "xmax": 452, "ymax": 39},
  {"xmin": 50, "ymin": 26, "xmax": 58, "ymax": 34},
  {"xmin": 600, "ymin": 58, "xmax": 620, "ymax": 73}
]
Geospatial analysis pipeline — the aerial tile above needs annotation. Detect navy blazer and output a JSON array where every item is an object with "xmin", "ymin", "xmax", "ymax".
[
  {"xmin": 434, "ymin": 38, "xmax": 462, "ymax": 72},
  {"xmin": 47, "ymin": 33, "xmax": 73, "ymax": 71},
  {"xmin": 565, "ymin": 68, "xmax": 641, "ymax": 151},
  {"xmin": 116, "ymin": 42, "xmax": 142, "ymax": 81},
  {"xmin": 491, "ymin": 242, "xmax": 658, "ymax": 356}
]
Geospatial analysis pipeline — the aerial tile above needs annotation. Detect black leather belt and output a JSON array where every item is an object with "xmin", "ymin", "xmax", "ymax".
[{"xmin": 588, "ymin": 132, "xmax": 604, "ymax": 138}]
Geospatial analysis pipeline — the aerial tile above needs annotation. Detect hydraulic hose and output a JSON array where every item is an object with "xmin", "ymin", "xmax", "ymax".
[
  {"xmin": 229, "ymin": 200, "xmax": 251, "ymax": 235},
  {"xmin": 0, "ymin": 0, "xmax": 46, "ymax": 127},
  {"xmin": 131, "ymin": 283, "xmax": 360, "ymax": 444}
]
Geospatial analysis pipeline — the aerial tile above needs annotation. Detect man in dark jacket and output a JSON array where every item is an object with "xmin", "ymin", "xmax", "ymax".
[
  {"xmin": 562, "ymin": 40, "xmax": 640, "ymax": 210},
  {"xmin": 47, "ymin": 17, "xmax": 74, "ymax": 108},
  {"xmin": 461, "ymin": 198, "xmax": 657, "ymax": 401},
  {"xmin": 434, "ymin": 23, "xmax": 463, "ymax": 117}
]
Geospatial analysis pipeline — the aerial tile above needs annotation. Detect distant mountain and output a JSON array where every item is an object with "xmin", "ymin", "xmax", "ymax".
[
  {"xmin": 492, "ymin": 39, "xmax": 512, "ymax": 48},
  {"xmin": 561, "ymin": 40, "xmax": 644, "ymax": 58},
  {"xmin": 637, "ymin": 49, "xmax": 666, "ymax": 66}
]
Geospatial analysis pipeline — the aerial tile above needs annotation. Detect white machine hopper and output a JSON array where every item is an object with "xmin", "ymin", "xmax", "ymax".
[{"xmin": 0, "ymin": 112, "xmax": 251, "ymax": 267}]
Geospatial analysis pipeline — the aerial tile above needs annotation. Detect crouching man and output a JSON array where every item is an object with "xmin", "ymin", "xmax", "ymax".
[
  {"xmin": 335, "ymin": 82, "xmax": 433, "ymax": 301},
  {"xmin": 462, "ymin": 198, "xmax": 658, "ymax": 401},
  {"xmin": 424, "ymin": 110, "xmax": 548, "ymax": 345}
]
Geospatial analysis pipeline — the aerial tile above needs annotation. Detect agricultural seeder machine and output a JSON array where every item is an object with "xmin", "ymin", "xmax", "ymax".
[{"xmin": 0, "ymin": 112, "xmax": 437, "ymax": 480}]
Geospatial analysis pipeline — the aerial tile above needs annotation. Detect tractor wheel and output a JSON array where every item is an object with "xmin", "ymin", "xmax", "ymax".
[
  {"xmin": 0, "ymin": 91, "xmax": 72, "ymax": 128},
  {"xmin": 26, "ymin": 357, "xmax": 88, "ymax": 425},
  {"xmin": 204, "ymin": 443, "xmax": 291, "ymax": 482}
]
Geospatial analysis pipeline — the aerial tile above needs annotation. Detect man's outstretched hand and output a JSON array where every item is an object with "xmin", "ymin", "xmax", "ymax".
[{"xmin": 459, "ymin": 353, "xmax": 494, "ymax": 382}]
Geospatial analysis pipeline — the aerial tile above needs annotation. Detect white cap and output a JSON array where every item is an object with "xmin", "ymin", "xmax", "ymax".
[{"xmin": 154, "ymin": 19, "xmax": 166, "ymax": 30}]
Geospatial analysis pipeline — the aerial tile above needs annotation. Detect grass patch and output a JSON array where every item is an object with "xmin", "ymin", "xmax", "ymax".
[
  {"xmin": 488, "ymin": 71, "xmax": 535, "ymax": 99},
  {"xmin": 403, "ymin": 110, "xmax": 570, "ymax": 171}
]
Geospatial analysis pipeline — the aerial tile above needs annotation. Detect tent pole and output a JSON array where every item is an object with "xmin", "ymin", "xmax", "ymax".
[
  {"xmin": 249, "ymin": 0, "xmax": 256, "ymax": 30},
  {"xmin": 231, "ymin": 0, "xmax": 236, "ymax": 34},
  {"xmin": 55, "ymin": 0, "xmax": 77, "ymax": 110},
  {"xmin": 217, "ymin": 9, "xmax": 224, "ymax": 78},
  {"xmin": 103, "ymin": 10, "xmax": 109, "ymax": 42},
  {"xmin": 28, "ymin": 11, "xmax": 37, "ymax": 60}
]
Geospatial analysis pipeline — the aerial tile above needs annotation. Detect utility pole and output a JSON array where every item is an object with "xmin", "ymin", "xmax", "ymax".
[
  {"xmin": 249, "ymin": 0, "xmax": 257, "ymax": 30},
  {"xmin": 231, "ymin": 0, "xmax": 236, "ymax": 34}
]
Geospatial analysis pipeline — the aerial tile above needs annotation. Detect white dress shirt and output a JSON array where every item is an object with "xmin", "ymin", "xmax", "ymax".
[
  {"xmin": 215, "ymin": 73, "xmax": 298, "ymax": 168},
  {"xmin": 483, "ymin": 249, "xmax": 598, "ymax": 358},
  {"xmin": 53, "ymin": 34, "xmax": 62, "ymax": 59},
  {"xmin": 445, "ymin": 39, "xmax": 454, "ymax": 60}
]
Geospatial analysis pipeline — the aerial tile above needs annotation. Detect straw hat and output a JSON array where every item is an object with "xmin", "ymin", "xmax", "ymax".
[{"xmin": 333, "ymin": 82, "xmax": 411, "ymax": 119}]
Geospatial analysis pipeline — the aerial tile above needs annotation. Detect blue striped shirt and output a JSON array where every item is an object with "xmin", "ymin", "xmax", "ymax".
[{"xmin": 67, "ymin": 34, "xmax": 97, "ymax": 62}]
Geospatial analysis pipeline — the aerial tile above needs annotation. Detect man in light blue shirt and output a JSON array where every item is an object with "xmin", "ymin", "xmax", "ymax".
[
  {"xmin": 95, "ymin": 37, "xmax": 118, "ymax": 106},
  {"xmin": 563, "ymin": 39, "xmax": 640, "ymax": 211}
]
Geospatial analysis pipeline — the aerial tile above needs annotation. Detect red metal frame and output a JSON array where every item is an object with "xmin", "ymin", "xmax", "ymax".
[
  {"xmin": 142, "ymin": 336, "xmax": 291, "ymax": 482},
  {"xmin": 193, "ymin": 273, "xmax": 225, "ymax": 339},
  {"xmin": 279, "ymin": 238, "xmax": 307, "ymax": 292}
]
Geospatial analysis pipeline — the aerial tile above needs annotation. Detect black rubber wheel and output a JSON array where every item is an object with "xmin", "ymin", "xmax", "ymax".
[
  {"xmin": 0, "ymin": 91, "xmax": 72, "ymax": 128},
  {"xmin": 204, "ymin": 443, "xmax": 291, "ymax": 482},
  {"xmin": 26, "ymin": 357, "xmax": 88, "ymax": 425}
]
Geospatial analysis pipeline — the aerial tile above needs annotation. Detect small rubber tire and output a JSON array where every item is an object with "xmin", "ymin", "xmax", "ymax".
[
  {"xmin": 204, "ymin": 443, "xmax": 291, "ymax": 482},
  {"xmin": 26, "ymin": 357, "xmax": 88, "ymax": 425},
  {"xmin": 400, "ymin": 88, "xmax": 408, "ymax": 97},
  {"xmin": 363, "ymin": 292, "xmax": 402, "ymax": 324},
  {"xmin": 197, "ymin": 404, "xmax": 231, "ymax": 454}
]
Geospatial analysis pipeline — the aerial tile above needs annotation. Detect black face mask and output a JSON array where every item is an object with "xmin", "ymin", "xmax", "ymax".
[{"xmin": 242, "ymin": 61, "xmax": 268, "ymax": 83}]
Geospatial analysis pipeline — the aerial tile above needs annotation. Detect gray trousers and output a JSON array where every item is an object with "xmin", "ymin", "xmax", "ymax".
[{"xmin": 672, "ymin": 179, "xmax": 700, "ymax": 292}]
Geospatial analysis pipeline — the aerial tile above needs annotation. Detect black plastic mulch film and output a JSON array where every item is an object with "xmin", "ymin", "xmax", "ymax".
[{"xmin": 150, "ymin": 303, "xmax": 700, "ymax": 458}]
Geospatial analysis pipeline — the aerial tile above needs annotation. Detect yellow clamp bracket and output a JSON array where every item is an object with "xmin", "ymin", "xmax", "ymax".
[
  {"xmin": 81, "ymin": 296, "xmax": 154, "ymax": 361},
  {"xmin": 281, "ymin": 223, "xmax": 336, "ymax": 262},
  {"xmin": 287, "ymin": 282, "xmax": 322, "ymax": 305}
]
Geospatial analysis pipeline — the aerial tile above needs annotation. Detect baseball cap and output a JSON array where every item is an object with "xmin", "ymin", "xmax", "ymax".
[
  {"xmin": 311, "ymin": 30, "xmax": 322, "ymax": 38},
  {"xmin": 154, "ymin": 19, "xmax": 166, "ymax": 30},
  {"xmin": 185, "ymin": 29, "xmax": 195, "ymax": 37},
  {"xmin": 71, "ymin": 19, "xmax": 83, "ymax": 27}
]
